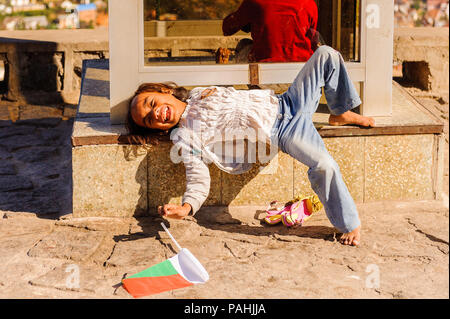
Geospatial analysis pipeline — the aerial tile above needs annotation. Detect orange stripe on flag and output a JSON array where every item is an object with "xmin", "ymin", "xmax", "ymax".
[{"xmin": 122, "ymin": 274, "xmax": 193, "ymax": 298}]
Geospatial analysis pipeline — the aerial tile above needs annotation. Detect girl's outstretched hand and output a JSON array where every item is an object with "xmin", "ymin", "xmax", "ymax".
[{"xmin": 158, "ymin": 203, "xmax": 192, "ymax": 220}]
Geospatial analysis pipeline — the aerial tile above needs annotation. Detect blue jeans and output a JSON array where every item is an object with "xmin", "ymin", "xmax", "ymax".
[{"xmin": 271, "ymin": 45, "xmax": 361, "ymax": 233}]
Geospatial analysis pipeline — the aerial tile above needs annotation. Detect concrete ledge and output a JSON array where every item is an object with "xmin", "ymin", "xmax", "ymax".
[
  {"xmin": 0, "ymin": 29, "xmax": 109, "ymax": 105},
  {"xmin": 71, "ymin": 60, "xmax": 445, "ymax": 217},
  {"xmin": 72, "ymin": 144, "xmax": 148, "ymax": 217},
  {"xmin": 394, "ymin": 27, "xmax": 449, "ymax": 93}
]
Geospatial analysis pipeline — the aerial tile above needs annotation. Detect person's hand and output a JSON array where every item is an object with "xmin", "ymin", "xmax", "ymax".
[{"xmin": 158, "ymin": 203, "xmax": 192, "ymax": 220}]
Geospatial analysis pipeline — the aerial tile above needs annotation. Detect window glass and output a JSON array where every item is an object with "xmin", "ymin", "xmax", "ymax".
[{"xmin": 143, "ymin": 0, "xmax": 360, "ymax": 66}]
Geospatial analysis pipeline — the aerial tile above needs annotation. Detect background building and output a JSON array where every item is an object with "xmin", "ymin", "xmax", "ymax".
[{"xmin": 74, "ymin": 2, "xmax": 96, "ymax": 28}]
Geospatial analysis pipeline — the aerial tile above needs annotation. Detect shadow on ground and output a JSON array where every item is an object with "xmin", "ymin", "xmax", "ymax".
[
  {"xmin": 113, "ymin": 208, "xmax": 338, "ymax": 248},
  {"xmin": 0, "ymin": 117, "xmax": 74, "ymax": 218}
]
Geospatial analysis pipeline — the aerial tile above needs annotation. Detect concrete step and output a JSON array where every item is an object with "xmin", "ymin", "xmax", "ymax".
[{"xmin": 71, "ymin": 60, "xmax": 445, "ymax": 217}]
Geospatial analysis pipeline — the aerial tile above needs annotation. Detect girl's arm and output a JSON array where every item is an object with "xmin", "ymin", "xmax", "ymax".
[
  {"xmin": 182, "ymin": 155, "xmax": 211, "ymax": 215},
  {"xmin": 159, "ymin": 155, "xmax": 210, "ymax": 219},
  {"xmin": 159, "ymin": 132, "xmax": 211, "ymax": 219}
]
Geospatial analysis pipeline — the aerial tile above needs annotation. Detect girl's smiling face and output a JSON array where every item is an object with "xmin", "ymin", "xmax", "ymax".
[{"xmin": 130, "ymin": 90, "xmax": 186, "ymax": 131}]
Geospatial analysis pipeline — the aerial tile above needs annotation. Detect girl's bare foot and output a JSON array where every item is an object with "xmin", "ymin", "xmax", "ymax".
[
  {"xmin": 339, "ymin": 225, "xmax": 361, "ymax": 246},
  {"xmin": 329, "ymin": 111, "xmax": 375, "ymax": 127}
]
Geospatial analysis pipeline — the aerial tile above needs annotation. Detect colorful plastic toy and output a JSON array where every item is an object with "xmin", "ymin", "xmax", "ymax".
[{"xmin": 264, "ymin": 195, "xmax": 323, "ymax": 227}]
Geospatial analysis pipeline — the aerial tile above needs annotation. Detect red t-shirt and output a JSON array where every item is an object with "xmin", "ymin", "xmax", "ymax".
[{"xmin": 223, "ymin": 0, "xmax": 318, "ymax": 62}]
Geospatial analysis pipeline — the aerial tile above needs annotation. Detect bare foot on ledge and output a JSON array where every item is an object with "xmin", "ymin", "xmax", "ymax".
[
  {"xmin": 339, "ymin": 225, "xmax": 361, "ymax": 246},
  {"xmin": 329, "ymin": 111, "xmax": 375, "ymax": 127}
]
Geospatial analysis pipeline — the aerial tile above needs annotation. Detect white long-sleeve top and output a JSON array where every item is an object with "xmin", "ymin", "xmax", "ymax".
[{"xmin": 170, "ymin": 86, "xmax": 280, "ymax": 214}]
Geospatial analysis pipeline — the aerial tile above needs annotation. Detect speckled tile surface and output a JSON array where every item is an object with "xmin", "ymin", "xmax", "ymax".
[
  {"xmin": 147, "ymin": 141, "xmax": 221, "ymax": 209},
  {"xmin": 364, "ymin": 134, "xmax": 435, "ymax": 201},
  {"xmin": 325, "ymin": 137, "xmax": 365, "ymax": 203},
  {"xmin": 293, "ymin": 137, "xmax": 365, "ymax": 203},
  {"xmin": 221, "ymin": 150, "xmax": 294, "ymax": 205},
  {"xmin": 72, "ymin": 145, "xmax": 147, "ymax": 217}
]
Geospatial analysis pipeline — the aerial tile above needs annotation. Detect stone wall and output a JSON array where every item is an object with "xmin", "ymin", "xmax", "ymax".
[
  {"xmin": 394, "ymin": 27, "xmax": 449, "ymax": 93},
  {"xmin": 0, "ymin": 27, "xmax": 448, "ymax": 109},
  {"xmin": 0, "ymin": 29, "xmax": 109, "ymax": 107}
]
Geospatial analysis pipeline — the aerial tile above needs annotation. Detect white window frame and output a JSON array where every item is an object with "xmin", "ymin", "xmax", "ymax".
[{"xmin": 109, "ymin": 0, "xmax": 393, "ymax": 124}]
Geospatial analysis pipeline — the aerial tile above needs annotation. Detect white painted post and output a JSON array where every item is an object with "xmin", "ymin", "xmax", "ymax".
[
  {"xmin": 109, "ymin": 0, "xmax": 140, "ymax": 124},
  {"xmin": 362, "ymin": 0, "xmax": 394, "ymax": 116}
]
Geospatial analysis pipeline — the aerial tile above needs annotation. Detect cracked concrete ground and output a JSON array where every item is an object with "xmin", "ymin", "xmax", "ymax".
[
  {"xmin": 0, "ymin": 89, "xmax": 448, "ymax": 299},
  {"xmin": 0, "ymin": 201, "xmax": 448, "ymax": 299}
]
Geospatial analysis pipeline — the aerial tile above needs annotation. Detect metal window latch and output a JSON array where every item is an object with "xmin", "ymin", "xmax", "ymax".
[{"xmin": 249, "ymin": 63, "xmax": 259, "ymax": 86}]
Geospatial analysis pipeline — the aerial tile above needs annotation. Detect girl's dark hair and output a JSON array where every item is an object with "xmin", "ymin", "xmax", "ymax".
[{"xmin": 125, "ymin": 82, "xmax": 190, "ymax": 145}]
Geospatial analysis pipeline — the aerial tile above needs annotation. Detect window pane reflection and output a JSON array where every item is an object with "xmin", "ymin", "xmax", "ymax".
[{"xmin": 143, "ymin": 0, "xmax": 360, "ymax": 66}]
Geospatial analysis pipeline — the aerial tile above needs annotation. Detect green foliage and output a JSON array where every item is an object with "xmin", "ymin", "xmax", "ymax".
[
  {"xmin": 4, "ymin": 7, "xmax": 65, "ymax": 20},
  {"xmin": 411, "ymin": 0, "xmax": 422, "ymax": 10},
  {"xmin": 47, "ymin": 22, "xmax": 59, "ymax": 30}
]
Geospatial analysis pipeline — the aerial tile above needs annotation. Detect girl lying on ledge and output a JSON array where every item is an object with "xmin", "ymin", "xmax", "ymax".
[{"xmin": 126, "ymin": 46, "xmax": 375, "ymax": 246}]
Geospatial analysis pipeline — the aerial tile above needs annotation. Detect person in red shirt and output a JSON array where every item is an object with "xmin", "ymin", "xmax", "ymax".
[{"xmin": 223, "ymin": 0, "xmax": 319, "ymax": 63}]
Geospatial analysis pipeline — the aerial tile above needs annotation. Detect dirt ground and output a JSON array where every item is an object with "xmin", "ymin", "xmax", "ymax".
[
  {"xmin": 0, "ymin": 87, "xmax": 448, "ymax": 299},
  {"xmin": 0, "ymin": 200, "xmax": 448, "ymax": 299}
]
